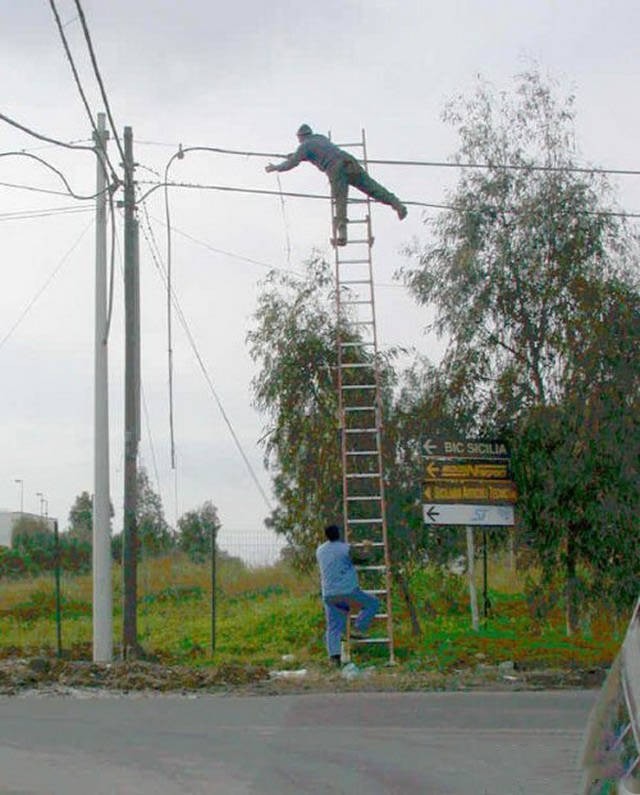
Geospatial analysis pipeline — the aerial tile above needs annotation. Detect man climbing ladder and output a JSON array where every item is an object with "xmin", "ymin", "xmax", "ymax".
[{"xmin": 265, "ymin": 124, "xmax": 407, "ymax": 246}]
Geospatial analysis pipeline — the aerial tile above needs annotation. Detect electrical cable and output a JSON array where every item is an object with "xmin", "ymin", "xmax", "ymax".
[
  {"xmin": 0, "ymin": 151, "xmax": 109, "ymax": 200},
  {"xmin": 146, "ymin": 140, "xmax": 640, "ymax": 178},
  {"xmin": 0, "ymin": 111, "xmax": 95, "ymax": 153},
  {"xmin": 0, "ymin": 205, "xmax": 93, "ymax": 221},
  {"xmin": 138, "ymin": 179, "xmax": 640, "ymax": 220},
  {"xmin": 0, "ymin": 218, "xmax": 94, "ymax": 352},
  {"xmin": 275, "ymin": 174, "xmax": 292, "ymax": 269},
  {"xmin": 72, "ymin": 0, "xmax": 126, "ymax": 166},
  {"xmin": 48, "ymin": 0, "xmax": 120, "ymax": 186},
  {"xmin": 139, "ymin": 206, "xmax": 273, "ymax": 512}
]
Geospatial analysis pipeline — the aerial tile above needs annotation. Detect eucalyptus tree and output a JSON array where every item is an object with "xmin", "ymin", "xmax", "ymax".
[{"xmin": 401, "ymin": 69, "xmax": 640, "ymax": 628}]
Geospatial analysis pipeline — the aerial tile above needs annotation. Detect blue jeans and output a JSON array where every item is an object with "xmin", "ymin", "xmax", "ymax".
[{"xmin": 323, "ymin": 588, "xmax": 380, "ymax": 657}]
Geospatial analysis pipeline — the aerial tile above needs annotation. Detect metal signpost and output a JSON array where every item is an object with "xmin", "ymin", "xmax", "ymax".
[{"xmin": 422, "ymin": 437, "xmax": 517, "ymax": 628}]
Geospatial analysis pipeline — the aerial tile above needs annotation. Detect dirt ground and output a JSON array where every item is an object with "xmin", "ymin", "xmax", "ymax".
[{"xmin": 0, "ymin": 655, "xmax": 608, "ymax": 697}]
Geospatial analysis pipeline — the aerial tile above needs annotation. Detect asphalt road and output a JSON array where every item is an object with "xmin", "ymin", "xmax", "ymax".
[{"xmin": 0, "ymin": 689, "xmax": 595, "ymax": 794}]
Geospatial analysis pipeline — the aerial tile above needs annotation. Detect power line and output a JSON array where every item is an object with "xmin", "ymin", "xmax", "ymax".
[
  {"xmin": 0, "ymin": 111, "xmax": 95, "ymax": 153},
  {"xmin": 0, "ymin": 219, "xmax": 94, "ymax": 352},
  {"xmin": 72, "ymin": 0, "xmax": 126, "ymax": 165},
  {"xmin": 138, "ymin": 179, "xmax": 640, "ymax": 220},
  {"xmin": 152, "ymin": 141, "xmax": 640, "ymax": 178},
  {"xmin": 0, "ymin": 205, "xmax": 92, "ymax": 221},
  {"xmin": 138, "ymin": 206, "xmax": 274, "ymax": 513},
  {"xmin": 47, "ymin": 0, "xmax": 120, "ymax": 185},
  {"xmin": 0, "ymin": 151, "xmax": 109, "ymax": 200}
]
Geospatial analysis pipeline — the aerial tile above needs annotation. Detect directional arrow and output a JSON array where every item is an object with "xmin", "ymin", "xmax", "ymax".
[
  {"xmin": 424, "ymin": 505, "xmax": 440, "ymax": 522},
  {"xmin": 423, "ymin": 438, "xmax": 437, "ymax": 456}
]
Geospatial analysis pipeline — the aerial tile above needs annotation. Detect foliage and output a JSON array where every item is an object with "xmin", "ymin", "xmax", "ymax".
[
  {"xmin": 400, "ymin": 69, "xmax": 640, "ymax": 629},
  {"xmin": 137, "ymin": 467, "xmax": 174, "ymax": 557},
  {"xmin": 401, "ymin": 69, "xmax": 633, "ymax": 428},
  {"xmin": 0, "ymin": 555, "xmax": 624, "ymax": 672},
  {"xmin": 176, "ymin": 501, "xmax": 220, "ymax": 563},
  {"xmin": 248, "ymin": 257, "xmax": 346, "ymax": 568},
  {"xmin": 11, "ymin": 514, "xmax": 52, "ymax": 546},
  {"xmin": 67, "ymin": 489, "xmax": 115, "ymax": 542},
  {"xmin": 67, "ymin": 491, "xmax": 93, "ymax": 542}
]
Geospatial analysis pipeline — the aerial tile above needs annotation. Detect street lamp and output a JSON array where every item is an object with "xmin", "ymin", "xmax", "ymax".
[{"xmin": 14, "ymin": 479, "xmax": 23, "ymax": 514}]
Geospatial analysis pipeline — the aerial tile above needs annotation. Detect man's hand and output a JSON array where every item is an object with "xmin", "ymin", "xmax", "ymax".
[{"xmin": 265, "ymin": 163, "xmax": 276, "ymax": 173}]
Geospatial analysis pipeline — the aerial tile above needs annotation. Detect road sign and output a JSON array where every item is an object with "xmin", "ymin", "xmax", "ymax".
[
  {"xmin": 424, "ymin": 458, "xmax": 511, "ymax": 481},
  {"xmin": 423, "ymin": 438, "xmax": 509, "ymax": 458},
  {"xmin": 422, "ymin": 503, "xmax": 515, "ymax": 526},
  {"xmin": 423, "ymin": 479, "xmax": 517, "ymax": 504}
]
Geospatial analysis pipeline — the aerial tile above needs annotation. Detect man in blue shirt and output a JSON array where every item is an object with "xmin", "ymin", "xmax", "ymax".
[
  {"xmin": 315, "ymin": 524, "xmax": 380, "ymax": 666},
  {"xmin": 265, "ymin": 124, "xmax": 407, "ymax": 247}
]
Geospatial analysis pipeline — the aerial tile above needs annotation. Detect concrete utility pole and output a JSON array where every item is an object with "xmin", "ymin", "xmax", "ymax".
[
  {"xmin": 93, "ymin": 112, "xmax": 113, "ymax": 663},
  {"xmin": 122, "ymin": 126, "xmax": 141, "ymax": 657}
]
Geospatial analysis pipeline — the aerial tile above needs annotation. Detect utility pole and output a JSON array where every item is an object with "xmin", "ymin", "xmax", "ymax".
[
  {"xmin": 93, "ymin": 112, "xmax": 113, "ymax": 662},
  {"xmin": 122, "ymin": 125, "xmax": 141, "ymax": 657}
]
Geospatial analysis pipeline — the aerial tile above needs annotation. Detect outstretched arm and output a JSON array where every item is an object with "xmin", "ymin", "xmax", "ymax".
[{"xmin": 265, "ymin": 148, "xmax": 304, "ymax": 173}]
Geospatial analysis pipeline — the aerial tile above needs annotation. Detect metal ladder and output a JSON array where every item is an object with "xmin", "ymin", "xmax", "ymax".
[{"xmin": 331, "ymin": 129, "xmax": 394, "ymax": 665}]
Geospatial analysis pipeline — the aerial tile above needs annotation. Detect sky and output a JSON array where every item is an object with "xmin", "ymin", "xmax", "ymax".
[{"xmin": 1, "ymin": 0, "xmax": 639, "ymax": 563}]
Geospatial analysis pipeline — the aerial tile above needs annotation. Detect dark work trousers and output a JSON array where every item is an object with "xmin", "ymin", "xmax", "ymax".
[{"xmin": 328, "ymin": 158, "xmax": 400, "ymax": 227}]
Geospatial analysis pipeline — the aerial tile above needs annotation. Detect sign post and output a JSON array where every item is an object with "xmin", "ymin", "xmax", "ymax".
[{"xmin": 422, "ymin": 437, "xmax": 516, "ymax": 629}]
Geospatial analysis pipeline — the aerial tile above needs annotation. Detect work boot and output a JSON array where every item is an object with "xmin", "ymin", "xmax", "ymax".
[
  {"xmin": 396, "ymin": 203, "xmax": 408, "ymax": 220},
  {"xmin": 331, "ymin": 219, "xmax": 347, "ymax": 247},
  {"xmin": 330, "ymin": 654, "xmax": 341, "ymax": 667}
]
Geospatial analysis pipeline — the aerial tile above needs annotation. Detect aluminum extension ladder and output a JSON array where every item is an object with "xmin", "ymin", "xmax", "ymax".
[{"xmin": 331, "ymin": 129, "xmax": 395, "ymax": 665}]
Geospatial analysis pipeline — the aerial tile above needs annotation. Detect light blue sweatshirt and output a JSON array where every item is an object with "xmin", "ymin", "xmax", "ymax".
[{"xmin": 316, "ymin": 540, "xmax": 358, "ymax": 597}]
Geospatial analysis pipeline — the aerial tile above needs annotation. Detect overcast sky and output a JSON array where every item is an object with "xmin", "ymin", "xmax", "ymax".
[{"xmin": 1, "ymin": 0, "xmax": 639, "ymax": 562}]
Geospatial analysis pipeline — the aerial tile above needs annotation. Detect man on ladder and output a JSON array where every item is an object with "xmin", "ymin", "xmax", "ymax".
[
  {"xmin": 265, "ymin": 123, "xmax": 407, "ymax": 246},
  {"xmin": 316, "ymin": 524, "xmax": 380, "ymax": 667}
]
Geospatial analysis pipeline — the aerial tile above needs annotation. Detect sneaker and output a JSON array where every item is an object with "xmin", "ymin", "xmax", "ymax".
[
  {"xmin": 330, "ymin": 654, "xmax": 341, "ymax": 667},
  {"xmin": 330, "ymin": 235, "xmax": 348, "ymax": 247},
  {"xmin": 396, "ymin": 204, "xmax": 408, "ymax": 221},
  {"xmin": 349, "ymin": 629, "xmax": 366, "ymax": 640}
]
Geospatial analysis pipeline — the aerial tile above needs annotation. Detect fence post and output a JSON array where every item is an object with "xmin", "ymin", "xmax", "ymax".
[{"xmin": 53, "ymin": 519, "xmax": 62, "ymax": 658}]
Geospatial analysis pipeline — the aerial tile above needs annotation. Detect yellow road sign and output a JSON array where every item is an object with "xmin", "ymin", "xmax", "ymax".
[
  {"xmin": 423, "ymin": 479, "xmax": 517, "ymax": 504},
  {"xmin": 425, "ymin": 459, "xmax": 510, "ymax": 481}
]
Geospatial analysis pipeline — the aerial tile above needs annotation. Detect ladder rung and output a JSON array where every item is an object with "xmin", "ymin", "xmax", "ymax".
[
  {"xmin": 341, "ymin": 363, "xmax": 374, "ymax": 369},
  {"xmin": 350, "ymin": 637, "xmax": 390, "ymax": 644},
  {"xmin": 344, "ymin": 406, "xmax": 376, "ymax": 411},
  {"xmin": 338, "ymin": 259, "xmax": 369, "ymax": 264},
  {"xmin": 351, "ymin": 613, "xmax": 388, "ymax": 620},
  {"xmin": 347, "ymin": 218, "xmax": 369, "ymax": 225},
  {"xmin": 341, "ymin": 341, "xmax": 374, "ymax": 347},
  {"xmin": 346, "ymin": 473, "xmax": 381, "ymax": 478},
  {"xmin": 345, "ymin": 428, "xmax": 377, "ymax": 434},
  {"xmin": 342, "ymin": 384, "xmax": 376, "ymax": 390},
  {"xmin": 340, "ymin": 279, "xmax": 371, "ymax": 285},
  {"xmin": 367, "ymin": 589, "xmax": 387, "ymax": 595},
  {"xmin": 346, "ymin": 451, "xmax": 378, "ymax": 457},
  {"xmin": 346, "ymin": 496, "xmax": 381, "ymax": 502},
  {"xmin": 357, "ymin": 565, "xmax": 386, "ymax": 571},
  {"xmin": 348, "ymin": 321, "xmax": 374, "ymax": 326},
  {"xmin": 350, "ymin": 541, "xmax": 385, "ymax": 547},
  {"xmin": 348, "ymin": 518, "xmax": 383, "ymax": 524}
]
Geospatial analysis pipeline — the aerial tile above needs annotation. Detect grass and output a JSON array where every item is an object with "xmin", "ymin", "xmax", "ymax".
[{"xmin": 0, "ymin": 551, "xmax": 626, "ymax": 671}]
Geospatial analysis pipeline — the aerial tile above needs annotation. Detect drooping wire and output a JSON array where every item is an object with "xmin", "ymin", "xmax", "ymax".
[
  {"xmin": 0, "ymin": 151, "xmax": 108, "ymax": 200},
  {"xmin": 275, "ymin": 174, "xmax": 292, "ymax": 269},
  {"xmin": 139, "ymin": 204, "xmax": 273, "ymax": 512},
  {"xmin": 0, "ymin": 112, "xmax": 95, "ymax": 153},
  {"xmin": 0, "ymin": 218, "xmax": 94, "ymax": 351}
]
